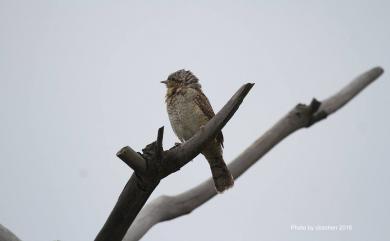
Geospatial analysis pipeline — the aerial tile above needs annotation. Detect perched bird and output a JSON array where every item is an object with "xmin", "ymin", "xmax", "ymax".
[{"xmin": 161, "ymin": 69, "xmax": 234, "ymax": 193}]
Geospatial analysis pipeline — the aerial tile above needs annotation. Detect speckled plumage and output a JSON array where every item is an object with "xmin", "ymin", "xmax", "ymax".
[{"xmin": 162, "ymin": 69, "xmax": 234, "ymax": 193}]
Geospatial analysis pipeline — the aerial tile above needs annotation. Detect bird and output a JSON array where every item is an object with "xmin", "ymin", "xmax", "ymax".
[{"xmin": 161, "ymin": 69, "xmax": 234, "ymax": 193}]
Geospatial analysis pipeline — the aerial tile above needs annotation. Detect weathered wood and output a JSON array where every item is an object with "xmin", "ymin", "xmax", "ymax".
[
  {"xmin": 123, "ymin": 66, "xmax": 384, "ymax": 241},
  {"xmin": 94, "ymin": 83, "xmax": 254, "ymax": 241},
  {"xmin": 95, "ymin": 174, "xmax": 159, "ymax": 241},
  {"xmin": 117, "ymin": 146, "xmax": 146, "ymax": 173}
]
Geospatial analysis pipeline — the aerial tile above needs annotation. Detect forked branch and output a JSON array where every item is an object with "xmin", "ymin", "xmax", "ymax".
[
  {"xmin": 94, "ymin": 83, "xmax": 254, "ymax": 241},
  {"xmin": 123, "ymin": 66, "xmax": 384, "ymax": 241}
]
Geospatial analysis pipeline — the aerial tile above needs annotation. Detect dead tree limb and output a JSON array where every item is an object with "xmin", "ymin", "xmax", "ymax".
[
  {"xmin": 94, "ymin": 83, "xmax": 254, "ymax": 241},
  {"xmin": 0, "ymin": 224, "xmax": 22, "ymax": 241},
  {"xmin": 123, "ymin": 66, "xmax": 384, "ymax": 241}
]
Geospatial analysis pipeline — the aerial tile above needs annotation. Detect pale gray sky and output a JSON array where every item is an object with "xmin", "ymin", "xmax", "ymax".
[{"xmin": 0, "ymin": 1, "xmax": 389, "ymax": 241}]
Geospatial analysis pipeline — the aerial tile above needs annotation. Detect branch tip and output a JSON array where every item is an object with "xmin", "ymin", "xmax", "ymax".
[
  {"xmin": 372, "ymin": 66, "xmax": 384, "ymax": 76},
  {"xmin": 156, "ymin": 127, "xmax": 164, "ymax": 158},
  {"xmin": 117, "ymin": 146, "xmax": 147, "ymax": 173},
  {"xmin": 116, "ymin": 146, "xmax": 128, "ymax": 157},
  {"xmin": 243, "ymin": 83, "xmax": 255, "ymax": 95}
]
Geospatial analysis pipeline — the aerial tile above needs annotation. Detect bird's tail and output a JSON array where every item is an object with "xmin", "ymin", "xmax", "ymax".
[{"xmin": 207, "ymin": 157, "xmax": 234, "ymax": 193}]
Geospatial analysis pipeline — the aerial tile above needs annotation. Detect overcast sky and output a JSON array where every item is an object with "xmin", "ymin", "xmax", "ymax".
[{"xmin": 0, "ymin": 1, "xmax": 389, "ymax": 241}]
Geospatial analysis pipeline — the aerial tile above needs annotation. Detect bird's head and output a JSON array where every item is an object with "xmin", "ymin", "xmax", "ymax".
[{"xmin": 161, "ymin": 69, "xmax": 201, "ymax": 89}]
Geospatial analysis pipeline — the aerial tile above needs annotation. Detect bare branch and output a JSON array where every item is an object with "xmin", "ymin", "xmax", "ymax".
[
  {"xmin": 94, "ymin": 83, "xmax": 254, "ymax": 241},
  {"xmin": 123, "ymin": 66, "xmax": 384, "ymax": 241},
  {"xmin": 117, "ymin": 146, "xmax": 147, "ymax": 173},
  {"xmin": 321, "ymin": 67, "xmax": 383, "ymax": 114},
  {"xmin": 0, "ymin": 224, "xmax": 22, "ymax": 241},
  {"xmin": 155, "ymin": 127, "xmax": 164, "ymax": 159}
]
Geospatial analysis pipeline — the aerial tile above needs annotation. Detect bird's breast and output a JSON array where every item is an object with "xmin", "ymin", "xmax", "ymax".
[{"xmin": 167, "ymin": 90, "xmax": 208, "ymax": 141}]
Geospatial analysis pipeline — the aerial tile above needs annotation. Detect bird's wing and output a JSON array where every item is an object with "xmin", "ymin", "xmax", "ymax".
[{"xmin": 194, "ymin": 91, "xmax": 224, "ymax": 147}]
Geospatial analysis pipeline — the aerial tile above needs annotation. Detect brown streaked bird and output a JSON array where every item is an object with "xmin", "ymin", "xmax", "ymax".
[{"xmin": 161, "ymin": 69, "xmax": 234, "ymax": 193}]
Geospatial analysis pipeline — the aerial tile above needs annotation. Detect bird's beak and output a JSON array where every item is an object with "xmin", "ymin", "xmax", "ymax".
[{"xmin": 160, "ymin": 80, "xmax": 168, "ymax": 84}]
